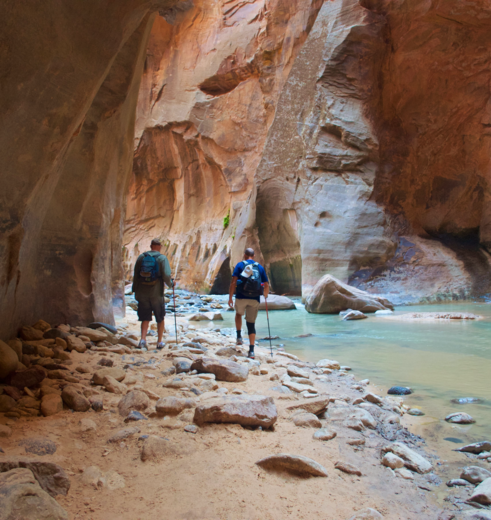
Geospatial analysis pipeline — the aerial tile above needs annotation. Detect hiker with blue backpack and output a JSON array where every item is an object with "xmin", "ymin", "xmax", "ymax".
[
  {"xmin": 132, "ymin": 238, "xmax": 173, "ymax": 350},
  {"xmin": 228, "ymin": 248, "xmax": 269, "ymax": 359}
]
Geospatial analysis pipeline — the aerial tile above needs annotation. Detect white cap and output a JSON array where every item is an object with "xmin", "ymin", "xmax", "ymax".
[{"xmin": 241, "ymin": 264, "xmax": 253, "ymax": 278}]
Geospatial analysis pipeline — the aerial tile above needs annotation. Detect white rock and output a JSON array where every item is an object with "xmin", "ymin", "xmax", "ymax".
[
  {"xmin": 316, "ymin": 359, "xmax": 340, "ymax": 370},
  {"xmin": 382, "ymin": 453, "xmax": 404, "ymax": 469},
  {"xmin": 383, "ymin": 442, "xmax": 432, "ymax": 474}
]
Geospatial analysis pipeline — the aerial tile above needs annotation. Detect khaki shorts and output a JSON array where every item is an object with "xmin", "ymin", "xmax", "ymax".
[{"xmin": 235, "ymin": 298, "xmax": 260, "ymax": 323}]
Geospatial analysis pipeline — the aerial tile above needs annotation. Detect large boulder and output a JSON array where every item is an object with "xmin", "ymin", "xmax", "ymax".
[
  {"xmin": 0, "ymin": 340, "xmax": 19, "ymax": 379},
  {"xmin": 190, "ymin": 358, "xmax": 248, "ymax": 383},
  {"xmin": 305, "ymin": 275, "xmax": 393, "ymax": 314},
  {"xmin": 258, "ymin": 295, "xmax": 296, "ymax": 310},
  {"xmin": 194, "ymin": 395, "xmax": 277, "ymax": 428},
  {"xmin": 0, "ymin": 459, "xmax": 70, "ymax": 497},
  {"xmin": 0, "ymin": 468, "xmax": 68, "ymax": 519}
]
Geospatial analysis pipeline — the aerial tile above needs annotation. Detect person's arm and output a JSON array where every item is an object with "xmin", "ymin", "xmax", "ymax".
[
  {"xmin": 132, "ymin": 256, "xmax": 141, "ymax": 294},
  {"xmin": 229, "ymin": 276, "xmax": 238, "ymax": 308},
  {"xmin": 262, "ymin": 282, "xmax": 270, "ymax": 298},
  {"xmin": 161, "ymin": 256, "xmax": 173, "ymax": 289}
]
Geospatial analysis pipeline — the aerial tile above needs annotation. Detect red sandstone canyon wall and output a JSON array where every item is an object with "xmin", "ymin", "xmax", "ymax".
[
  {"xmin": 123, "ymin": 0, "xmax": 325, "ymax": 292},
  {"xmin": 0, "ymin": 0, "xmax": 183, "ymax": 340},
  {"xmin": 126, "ymin": 0, "xmax": 491, "ymax": 304}
]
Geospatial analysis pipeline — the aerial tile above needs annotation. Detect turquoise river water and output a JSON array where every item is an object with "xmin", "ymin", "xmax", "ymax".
[{"xmin": 214, "ymin": 302, "xmax": 491, "ymax": 449}]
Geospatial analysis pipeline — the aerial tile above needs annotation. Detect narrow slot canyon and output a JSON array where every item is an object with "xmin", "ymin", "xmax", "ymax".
[{"xmin": 1, "ymin": 1, "xmax": 491, "ymax": 519}]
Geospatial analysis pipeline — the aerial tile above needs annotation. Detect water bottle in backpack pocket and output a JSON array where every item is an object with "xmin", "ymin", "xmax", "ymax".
[{"xmin": 140, "ymin": 253, "xmax": 160, "ymax": 285}]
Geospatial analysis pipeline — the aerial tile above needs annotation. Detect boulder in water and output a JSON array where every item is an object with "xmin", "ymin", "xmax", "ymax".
[
  {"xmin": 305, "ymin": 275, "xmax": 393, "ymax": 314},
  {"xmin": 258, "ymin": 295, "xmax": 296, "ymax": 310},
  {"xmin": 388, "ymin": 386, "xmax": 413, "ymax": 395},
  {"xmin": 343, "ymin": 310, "xmax": 367, "ymax": 321},
  {"xmin": 451, "ymin": 397, "xmax": 483, "ymax": 404},
  {"xmin": 445, "ymin": 412, "xmax": 476, "ymax": 424},
  {"xmin": 456, "ymin": 441, "xmax": 491, "ymax": 454}
]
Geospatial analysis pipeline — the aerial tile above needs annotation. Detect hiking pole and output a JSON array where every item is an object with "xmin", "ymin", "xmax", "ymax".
[
  {"xmin": 172, "ymin": 278, "xmax": 178, "ymax": 346},
  {"xmin": 264, "ymin": 296, "xmax": 273, "ymax": 359}
]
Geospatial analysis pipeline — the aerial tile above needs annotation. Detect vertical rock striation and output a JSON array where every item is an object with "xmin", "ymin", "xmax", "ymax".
[
  {"xmin": 0, "ymin": 1, "xmax": 182, "ymax": 339},
  {"xmin": 123, "ymin": 0, "xmax": 325, "ymax": 291},
  {"xmin": 127, "ymin": 0, "xmax": 491, "ymax": 303}
]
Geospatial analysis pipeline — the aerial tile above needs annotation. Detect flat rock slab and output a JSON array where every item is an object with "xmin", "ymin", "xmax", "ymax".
[
  {"xmin": 156, "ymin": 397, "xmax": 196, "ymax": 415},
  {"xmin": 335, "ymin": 461, "xmax": 362, "ymax": 476},
  {"xmin": 456, "ymin": 442, "xmax": 491, "ymax": 454},
  {"xmin": 456, "ymin": 511, "xmax": 491, "ymax": 520},
  {"xmin": 347, "ymin": 509, "xmax": 383, "ymax": 520},
  {"xmin": 108, "ymin": 427, "xmax": 140, "ymax": 443},
  {"xmin": 380, "ymin": 312, "xmax": 482, "ymax": 321},
  {"xmin": 287, "ymin": 366, "xmax": 310, "ymax": 379},
  {"xmin": 470, "ymin": 477, "xmax": 491, "ymax": 505},
  {"xmin": 0, "ymin": 459, "xmax": 70, "ymax": 497},
  {"xmin": 0, "ymin": 468, "xmax": 68, "ymax": 520},
  {"xmin": 287, "ymin": 398, "xmax": 329, "ymax": 416},
  {"xmin": 194, "ymin": 395, "xmax": 277, "ymax": 428},
  {"xmin": 190, "ymin": 357, "xmax": 248, "ymax": 382},
  {"xmin": 383, "ymin": 442, "xmax": 432, "ymax": 474},
  {"xmin": 140, "ymin": 436, "xmax": 177, "ymax": 462},
  {"xmin": 258, "ymin": 295, "xmax": 296, "ymax": 310},
  {"xmin": 18, "ymin": 438, "xmax": 57, "ymax": 456},
  {"xmin": 256, "ymin": 453, "xmax": 328, "ymax": 477}
]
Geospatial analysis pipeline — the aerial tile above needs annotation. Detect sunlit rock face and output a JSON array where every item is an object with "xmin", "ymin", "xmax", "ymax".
[
  {"xmin": 0, "ymin": 0, "xmax": 181, "ymax": 339},
  {"xmin": 127, "ymin": 0, "xmax": 491, "ymax": 303},
  {"xmin": 235, "ymin": 0, "xmax": 491, "ymax": 303},
  {"xmin": 123, "ymin": 0, "xmax": 325, "ymax": 291}
]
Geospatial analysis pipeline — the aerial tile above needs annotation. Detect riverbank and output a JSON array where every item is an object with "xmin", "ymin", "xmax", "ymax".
[{"xmin": 0, "ymin": 294, "xmax": 489, "ymax": 519}]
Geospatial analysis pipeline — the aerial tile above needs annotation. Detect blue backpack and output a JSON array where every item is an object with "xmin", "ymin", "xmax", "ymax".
[{"xmin": 140, "ymin": 253, "xmax": 160, "ymax": 285}]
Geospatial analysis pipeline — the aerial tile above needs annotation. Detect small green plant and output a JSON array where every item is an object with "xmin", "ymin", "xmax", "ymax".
[{"xmin": 223, "ymin": 210, "xmax": 230, "ymax": 229}]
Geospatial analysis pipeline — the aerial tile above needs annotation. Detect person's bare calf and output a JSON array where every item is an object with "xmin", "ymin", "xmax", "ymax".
[{"xmin": 157, "ymin": 320, "xmax": 165, "ymax": 344}]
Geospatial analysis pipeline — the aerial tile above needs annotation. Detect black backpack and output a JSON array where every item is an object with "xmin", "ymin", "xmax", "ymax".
[
  {"xmin": 237, "ymin": 262, "xmax": 263, "ymax": 297},
  {"xmin": 140, "ymin": 252, "xmax": 160, "ymax": 285}
]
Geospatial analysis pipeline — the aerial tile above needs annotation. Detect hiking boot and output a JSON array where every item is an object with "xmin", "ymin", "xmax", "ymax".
[
  {"xmin": 248, "ymin": 350, "xmax": 255, "ymax": 360},
  {"xmin": 137, "ymin": 340, "xmax": 147, "ymax": 350},
  {"xmin": 157, "ymin": 342, "xmax": 165, "ymax": 350},
  {"xmin": 236, "ymin": 337, "xmax": 243, "ymax": 346}
]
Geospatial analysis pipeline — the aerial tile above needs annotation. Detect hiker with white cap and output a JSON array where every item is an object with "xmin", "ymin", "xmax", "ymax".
[{"xmin": 228, "ymin": 248, "xmax": 269, "ymax": 359}]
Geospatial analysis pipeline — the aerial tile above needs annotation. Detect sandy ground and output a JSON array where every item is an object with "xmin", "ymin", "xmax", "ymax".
[{"xmin": 0, "ymin": 314, "xmax": 460, "ymax": 520}]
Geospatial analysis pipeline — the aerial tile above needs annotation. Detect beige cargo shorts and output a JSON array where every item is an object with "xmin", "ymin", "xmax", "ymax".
[{"xmin": 235, "ymin": 298, "xmax": 260, "ymax": 323}]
